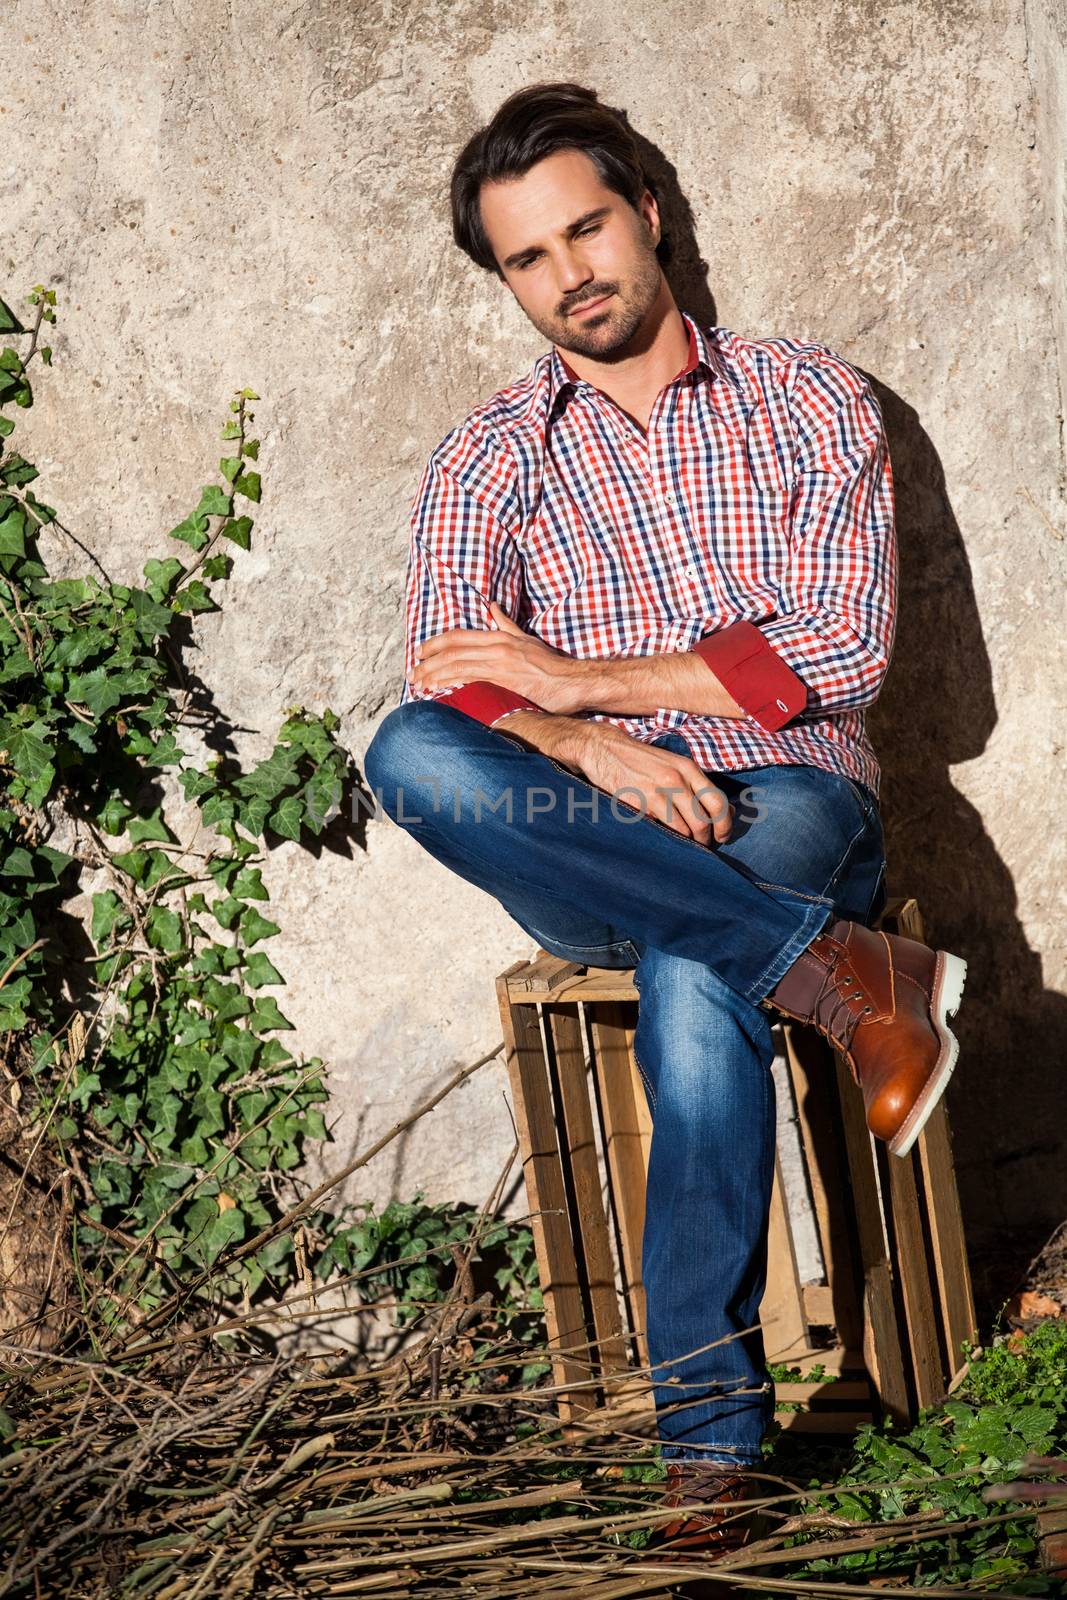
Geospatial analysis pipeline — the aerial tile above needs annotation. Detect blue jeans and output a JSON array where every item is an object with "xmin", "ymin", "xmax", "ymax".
[{"xmin": 364, "ymin": 703, "xmax": 887, "ymax": 1466}]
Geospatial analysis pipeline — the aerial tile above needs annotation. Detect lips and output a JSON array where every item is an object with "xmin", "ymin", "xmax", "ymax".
[{"xmin": 570, "ymin": 292, "xmax": 614, "ymax": 316}]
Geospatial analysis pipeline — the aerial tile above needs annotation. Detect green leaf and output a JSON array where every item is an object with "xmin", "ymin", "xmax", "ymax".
[
  {"xmin": 143, "ymin": 556, "xmax": 184, "ymax": 597},
  {"xmin": 0, "ymin": 504, "xmax": 26, "ymax": 555},
  {"xmin": 244, "ymin": 951, "xmax": 283, "ymax": 989},
  {"xmin": 195, "ymin": 484, "xmax": 232, "ymax": 519},
  {"xmin": 91, "ymin": 890, "xmax": 126, "ymax": 945},
  {"xmin": 219, "ymin": 456, "xmax": 241, "ymax": 483},
  {"xmin": 168, "ymin": 513, "xmax": 209, "ymax": 550},
  {"xmin": 233, "ymin": 471, "xmax": 261, "ymax": 503},
  {"xmin": 268, "ymin": 794, "xmax": 304, "ymax": 841},
  {"xmin": 240, "ymin": 906, "xmax": 280, "ymax": 945},
  {"xmin": 0, "ymin": 300, "xmax": 26, "ymax": 334},
  {"xmin": 173, "ymin": 579, "xmax": 216, "ymax": 614},
  {"xmin": 4, "ymin": 721, "xmax": 54, "ymax": 786},
  {"xmin": 231, "ymin": 866, "xmax": 269, "ymax": 900},
  {"xmin": 220, "ymin": 515, "xmax": 253, "ymax": 550},
  {"xmin": 145, "ymin": 906, "xmax": 184, "ymax": 953},
  {"xmin": 127, "ymin": 810, "xmax": 176, "ymax": 846},
  {"xmin": 248, "ymin": 995, "xmax": 294, "ymax": 1034}
]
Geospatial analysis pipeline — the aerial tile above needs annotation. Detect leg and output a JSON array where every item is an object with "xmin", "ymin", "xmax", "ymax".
[
  {"xmin": 632, "ymin": 740, "xmax": 887, "ymax": 1466},
  {"xmin": 362, "ymin": 701, "xmax": 834, "ymax": 1003}
]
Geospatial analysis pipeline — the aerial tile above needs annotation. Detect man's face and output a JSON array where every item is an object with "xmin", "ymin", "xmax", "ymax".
[{"xmin": 478, "ymin": 148, "xmax": 664, "ymax": 359}]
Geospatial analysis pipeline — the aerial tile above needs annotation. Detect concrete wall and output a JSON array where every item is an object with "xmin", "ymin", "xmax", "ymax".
[{"xmin": 5, "ymin": 0, "xmax": 1065, "ymax": 1307}]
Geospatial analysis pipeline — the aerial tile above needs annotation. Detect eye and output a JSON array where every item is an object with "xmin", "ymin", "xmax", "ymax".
[{"xmin": 576, "ymin": 224, "xmax": 601, "ymax": 238}]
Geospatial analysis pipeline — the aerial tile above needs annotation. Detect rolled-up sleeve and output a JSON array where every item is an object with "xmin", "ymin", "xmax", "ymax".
[
  {"xmin": 400, "ymin": 423, "xmax": 544, "ymax": 728},
  {"xmin": 754, "ymin": 352, "xmax": 898, "ymax": 716}
]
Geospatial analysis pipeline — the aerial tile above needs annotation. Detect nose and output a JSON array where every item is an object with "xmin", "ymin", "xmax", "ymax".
[{"xmin": 554, "ymin": 244, "xmax": 595, "ymax": 300}]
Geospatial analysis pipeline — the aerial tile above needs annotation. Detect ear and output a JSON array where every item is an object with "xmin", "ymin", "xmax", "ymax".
[{"xmin": 639, "ymin": 187, "xmax": 662, "ymax": 248}]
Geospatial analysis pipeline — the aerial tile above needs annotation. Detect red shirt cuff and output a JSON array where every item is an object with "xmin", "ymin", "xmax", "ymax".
[
  {"xmin": 431, "ymin": 680, "xmax": 543, "ymax": 728},
  {"xmin": 692, "ymin": 621, "xmax": 808, "ymax": 731}
]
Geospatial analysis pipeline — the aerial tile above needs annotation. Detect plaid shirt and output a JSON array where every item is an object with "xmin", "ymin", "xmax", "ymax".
[{"xmin": 400, "ymin": 311, "xmax": 897, "ymax": 799}]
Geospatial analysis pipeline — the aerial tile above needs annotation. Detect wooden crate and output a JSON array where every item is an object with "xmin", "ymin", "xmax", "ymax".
[{"xmin": 495, "ymin": 896, "xmax": 977, "ymax": 1437}]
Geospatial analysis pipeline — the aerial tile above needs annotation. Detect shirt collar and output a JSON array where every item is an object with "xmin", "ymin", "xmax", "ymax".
[{"xmin": 546, "ymin": 309, "xmax": 725, "ymax": 413}]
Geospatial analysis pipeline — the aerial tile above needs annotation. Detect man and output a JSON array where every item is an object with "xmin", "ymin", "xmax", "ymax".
[{"xmin": 363, "ymin": 82, "xmax": 967, "ymax": 1556}]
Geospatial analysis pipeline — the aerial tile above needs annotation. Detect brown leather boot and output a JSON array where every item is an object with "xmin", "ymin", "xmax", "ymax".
[
  {"xmin": 763, "ymin": 917, "xmax": 967, "ymax": 1157},
  {"xmin": 644, "ymin": 1463, "xmax": 756, "ymax": 1561}
]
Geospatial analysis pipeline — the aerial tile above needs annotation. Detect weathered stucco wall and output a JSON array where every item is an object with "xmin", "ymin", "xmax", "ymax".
[{"xmin": 5, "ymin": 0, "xmax": 1065, "ymax": 1304}]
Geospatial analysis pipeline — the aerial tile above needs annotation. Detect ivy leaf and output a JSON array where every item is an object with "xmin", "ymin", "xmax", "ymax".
[
  {"xmin": 219, "ymin": 456, "xmax": 241, "ymax": 484},
  {"xmin": 168, "ymin": 512, "xmax": 210, "ymax": 550},
  {"xmin": 220, "ymin": 515, "xmax": 252, "ymax": 550},
  {"xmin": 195, "ymin": 484, "xmax": 232, "ymax": 519},
  {"xmin": 0, "ymin": 504, "xmax": 26, "ymax": 555},
  {"xmin": 91, "ymin": 890, "xmax": 126, "ymax": 945},
  {"xmin": 231, "ymin": 866, "xmax": 269, "ymax": 900},
  {"xmin": 240, "ymin": 906, "xmax": 280, "ymax": 945},
  {"xmin": 3, "ymin": 721, "xmax": 54, "ymax": 786},
  {"xmin": 244, "ymin": 951, "xmax": 283, "ymax": 989},
  {"xmin": 0, "ymin": 299, "xmax": 26, "ymax": 334},
  {"xmin": 268, "ymin": 794, "xmax": 304, "ymax": 841},
  {"xmin": 127, "ymin": 810, "xmax": 176, "ymax": 846},
  {"xmin": 67, "ymin": 666, "xmax": 153, "ymax": 717},
  {"xmin": 146, "ymin": 905, "xmax": 183, "ymax": 953},
  {"xmin": 233, "ymin": 471, "xmax": 261, "ymax": 503},
  {"xmin": 173, "ymin": 580, "xmax": 216, "ymax": 614},
  {"xmin": 248, "ymin": 995, "xmax": 294, "ymax": 1034}
]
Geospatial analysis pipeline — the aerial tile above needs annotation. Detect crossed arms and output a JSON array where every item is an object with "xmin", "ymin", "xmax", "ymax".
[{"xmin": 402, "ymin": 354, "xmax": 897, "ymax": 749}]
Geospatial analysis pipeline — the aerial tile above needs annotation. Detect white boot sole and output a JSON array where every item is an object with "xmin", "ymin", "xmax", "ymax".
[{"xmin": 887, "ymin": 950, "xmax": 968, "ymax": 1158}]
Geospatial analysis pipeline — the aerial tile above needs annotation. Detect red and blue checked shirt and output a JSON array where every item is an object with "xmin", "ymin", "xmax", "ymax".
[{"xmin": 400, "ymin": 311, "xmax": 897, "ymax": 799}]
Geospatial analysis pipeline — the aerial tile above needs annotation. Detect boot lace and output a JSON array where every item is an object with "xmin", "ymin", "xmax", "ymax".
[{"xmin": 811, "ymin": 946, "xmax": 872, "ymax": 1059}]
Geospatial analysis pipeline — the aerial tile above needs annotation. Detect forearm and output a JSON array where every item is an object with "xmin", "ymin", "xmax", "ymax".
[
  {"xmin": 566, "ymin": 650, "xmax": 745, "ymax": 719},
  {"xmin": 490, "ymin": 709, "xmax": 594, "ymax": 766}
]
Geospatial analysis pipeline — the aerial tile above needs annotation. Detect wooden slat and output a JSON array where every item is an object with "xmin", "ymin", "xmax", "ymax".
[
  {"xmin": 884, "ymin": 1144, "xmax": 946, "ymax": 1410},
  {"xmin": 513, "ymin": 950, "xmax": 584, "ymax": 995},
  {"xmin": 918, "ymin": 1100, "xmax": 978, "ymax": 1380},
  {"xmin": 495, "ymin": 967, "xmax": 593, "ymax": 1418},
  {"xmin": 511, "ymin": 967, "xmax": 640, "ymax": 1005},
  {"xmin": 832, "ymin": 1048, "xmax": 911, "ymax": 1426},
  {"xmin": 782, "ymin": 1022, "xmax": 865, "ymax": 1350},
  {"xmin": 762, "ymin": 1153, "xmax": 810, "ymax": 1362},
  {"xmin": 778, "ymin": 1410, "xmax": 876, "ymax": 1433},
  {"xmin": 880, "ymin": 894, "xmax": 977, "ymax": 1393},
  {"xmin": 545, "ymin": 1004, "xmax": 630, "ymax": 1375},
  {"xmin": 775, "ymin": 1380, "xmax": 872, "ymax": 1402},
  {"xmin": 803, "ymin": 1284, "xmax": 836, "ymax": 1324},
  {"xmin": 627, "ymin": 1054, "xmax": 654, "ymax": 1176},
  {"xmin": 587, "ymin": 1001, "xmax": 649, "ymax": 1368}
]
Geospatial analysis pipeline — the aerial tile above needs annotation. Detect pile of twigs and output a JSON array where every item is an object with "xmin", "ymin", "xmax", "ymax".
[
  {"xmin": 0, "ymin": 1044, "xmax": 1053, "ymax": 1598},
  {"xmin": 1, "ymin": 1324, "xmax": 1045, "ymax": 1600}
]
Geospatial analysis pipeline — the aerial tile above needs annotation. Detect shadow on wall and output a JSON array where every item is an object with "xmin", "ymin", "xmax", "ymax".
[{"xmin": 630, "ymin": 113, "xmax": 1067, "ymax": 1314}]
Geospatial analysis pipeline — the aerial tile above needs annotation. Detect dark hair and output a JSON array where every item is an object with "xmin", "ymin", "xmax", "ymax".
[{"xmin": 450, "ymin": 82, "xmax": 668, "ymax": 275}]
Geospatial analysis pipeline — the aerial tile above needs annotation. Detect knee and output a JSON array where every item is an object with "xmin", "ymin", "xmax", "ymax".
[
  {"xmin": 363, "ymin": 701, "xmax": 454, "ymax": 819},
  {"xmin": 635, "ymin": 955, "xmax": 775, "ymax": 1108}
]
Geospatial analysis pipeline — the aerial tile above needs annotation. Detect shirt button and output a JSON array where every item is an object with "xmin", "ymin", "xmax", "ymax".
[{"xmin": 664, "ymin": 490, "xmax": 676, "ymax": 505}]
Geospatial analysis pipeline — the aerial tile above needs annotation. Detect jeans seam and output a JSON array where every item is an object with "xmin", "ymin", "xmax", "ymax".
[
  {"xmin": 525, "ymin": 933, "xmax": 640, "ymax": 963},
  {"xmin": 632, "ymin": 1046, "xmax": 657, "ymax": 1111},
  {"xmin": 744, "ymin": 900, "xmax": 832, "ymax": 1003},
  {"xmin": 820, "ymin": 810, "xmax": 876, "ymax": 902}
]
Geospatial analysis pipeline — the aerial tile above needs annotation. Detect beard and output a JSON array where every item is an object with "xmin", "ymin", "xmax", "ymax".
[{"xmin": 527, "ymin": 237, "xmax": 665, "ymax": 362}]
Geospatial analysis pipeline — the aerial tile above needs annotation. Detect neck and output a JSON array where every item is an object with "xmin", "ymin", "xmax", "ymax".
[{"xmin": 555, "ymin": 288, "xmax": 689, "ymax": 423}]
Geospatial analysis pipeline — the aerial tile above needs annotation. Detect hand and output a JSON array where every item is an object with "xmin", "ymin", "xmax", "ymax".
[
  {"xmin": 410, "ymin": 601, "xmax": 588, "ymax": 714},
  {"xmin": 565, "ymin": 723, "xmax": 734, "ymax": 845}
]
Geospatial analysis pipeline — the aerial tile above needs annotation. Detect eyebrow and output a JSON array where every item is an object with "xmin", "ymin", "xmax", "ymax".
[{"xmin": 501, "ymin": 205, "xmax": 613, "ymax": 270}]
